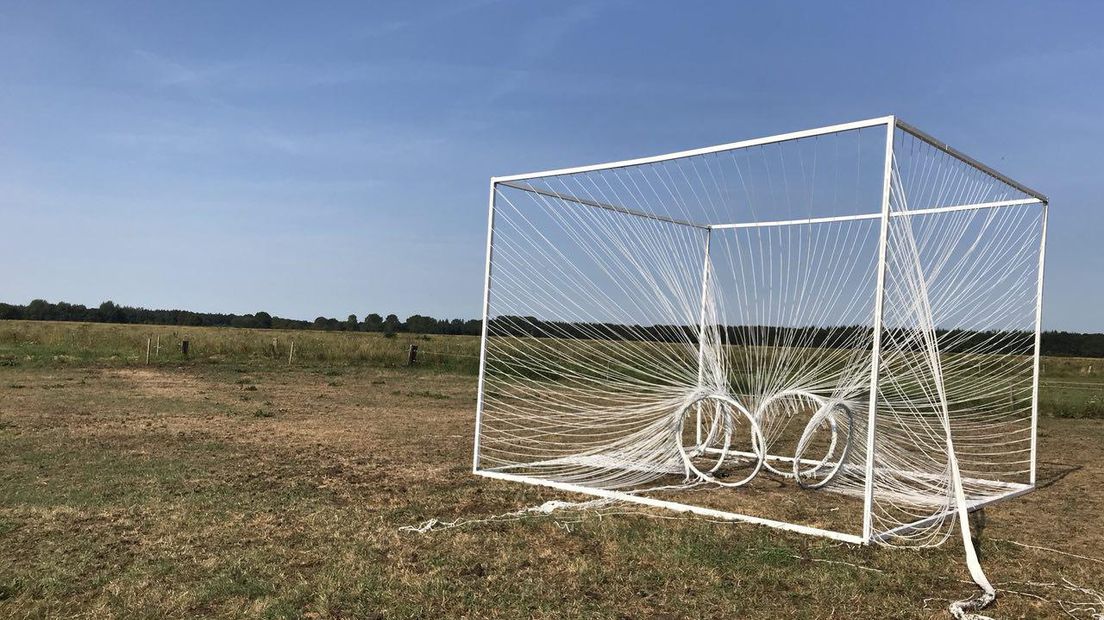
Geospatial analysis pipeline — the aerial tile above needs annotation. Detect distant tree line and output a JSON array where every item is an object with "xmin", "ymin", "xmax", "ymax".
[
  {"xmin": 2, "ymin": 300, "xmax": 1103, "ymax": 358},
  {"xmin": 1039, "ymin": 330, "xmax": 1104, "ymax": 358},
  {"xmin": 0, "ymin": 299, "xmax": 481, "ymax": 337},
  {"xmin": 488, "ymin": 315, "xmax": 1104, "ymax": 358}
]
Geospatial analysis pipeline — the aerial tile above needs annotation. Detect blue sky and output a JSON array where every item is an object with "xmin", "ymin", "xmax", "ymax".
[{"xmin": 1, "ymin": 2, "xmax": 1101, "ymax": 330}]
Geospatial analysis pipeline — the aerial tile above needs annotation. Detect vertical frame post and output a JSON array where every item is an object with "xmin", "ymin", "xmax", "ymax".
[
  {"xmin": 472, "ymin": 180, "xmax": 498, "ymax": 473},
  {"xmin": 862, "ymin": 117, "xmax": 896, "ymax": 542},
  {"xmin": 1028, "ymin": 201, "xmax": 1048, "ymax": 486},
  {"xmin": 695, "ymin": 227, "xmax": 713, "ymax": 446}
]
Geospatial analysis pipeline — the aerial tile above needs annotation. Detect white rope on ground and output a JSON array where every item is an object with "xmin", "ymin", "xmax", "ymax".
[
  {"xmin": 475, "ymin": 121, "xmax": 1046, "ymax": 618},
  {"xmin": 982, "ymin": 539, "xmax": 1104, "ymax": 619},
  {"xmin": 956, "ymin": 579, "xmax": 1104, "ymax": 620},
  {"xmin": 398, "ymin": 498, "xmax": 616, "ymax": 534},
  {"xmin": 992, "ymin": 539, "xmax": 1104, "ymax": 566}
]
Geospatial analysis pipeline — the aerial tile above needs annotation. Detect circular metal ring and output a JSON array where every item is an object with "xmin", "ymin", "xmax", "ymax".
[
  {"xmin": 753, "ymin": 389, "xmax": 829, "ymax": 478},
  {"xmin": 793, "ymin": 401, "xmax": 854, "ymax": 490},
  {"xmin": 675, "ymin": 394, "xmax": 765, "ymax": 488}
]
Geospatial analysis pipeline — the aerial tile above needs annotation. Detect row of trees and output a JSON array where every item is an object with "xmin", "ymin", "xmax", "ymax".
[
  {"xmin": 487, "ymin": 315, "xmax": 1104, "ymax": 358},
  {"xmin": 1039, "ymin": 330, "xmax": 1104, "ymax": 358},
  {"xmin": 0, "ymin": 299, "xmax": 482, "ymax": 337},
  {"xmin": 314, "ymin": 313, "xmax": 481, "ymax": 336}
]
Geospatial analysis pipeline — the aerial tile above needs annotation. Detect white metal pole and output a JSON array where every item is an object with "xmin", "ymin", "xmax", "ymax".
[
  {"xmin": 494, "ymin": 116, "xmax": 895, "ymax": 183},
  {"xmin": 472, "ymin": 180, "xmax": 498, "ymax": 473},
  {"xmin": 888, "ymin": 197, "xmax": 1041, "ymax": 218},
  {"xmin": 862, "ymin": 117, "xmax": 896, "ymax": 543},
  {"xmin": 1028, "ymin": 202, "xmax": 1048, "ymax": 486},
  {"xmin": 498, "ymin": 180, "xmax": 707, "ymax": 230},
  {"xmin": 705, "ymin": 198, "xmax": 1041, "ymax": 231},
  {"xmin": 475, "ymin": 469, "xmax": 867, "ymax": 545},
  {"xmin": 694, "ymin": 228, "xmax": 713, "ymax": 447},
  {"xmin": 894, "ymin": 119, "xmax": 1048, "ymax": 203}
]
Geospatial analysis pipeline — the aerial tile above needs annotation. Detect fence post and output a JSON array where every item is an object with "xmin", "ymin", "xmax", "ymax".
[
  {"xmin": 288, "ymin": 341, "xmax": 295, "ymax": 365},
  {"xmin": 407, "ymin": 344, "xmax": 418, "ymax": 366},
  {"xmin": 146, "ymin": 338, "xmax": 151, "ymax": 364},
  {"xmin": 181, "ymin": 339, "xmax": 190, "ymax": 357}
]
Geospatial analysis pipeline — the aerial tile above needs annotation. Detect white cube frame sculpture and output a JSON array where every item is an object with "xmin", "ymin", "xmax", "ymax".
[{"xmin": 473, "ymin": 116, "xmax": 1048, "ymax": 546}]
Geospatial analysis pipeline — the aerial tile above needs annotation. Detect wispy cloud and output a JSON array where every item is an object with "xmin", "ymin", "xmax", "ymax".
[
  {"xmin": 129, "ymin": 2, "xmax": 602, "ymax": 101},
  {"xmin": 132, "ymin": 49, "xmax": 241, "ymax": 89},
  {"xmin": 482, "ymin": 4, "xmax": 602, "ymax": 103},
  {"xmin": 99, "ymin": 117, "xmax": 450, "ymax": 165},
  {"xmin": 349, "ymin": 0, "xmax": 507, "ymax": 40}
]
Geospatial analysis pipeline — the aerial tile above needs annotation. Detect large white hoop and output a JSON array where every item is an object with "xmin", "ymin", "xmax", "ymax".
[
  {"xmin": 753, "ymin": 389, "xmax": 829, "ymax": 478},
  {"xmin": 675, "ymin": 394, "xmax": 765, "ymax": 488},
  {"xmin": 793, "ymin": 401, "xmax": 855, "ymax": 490}
]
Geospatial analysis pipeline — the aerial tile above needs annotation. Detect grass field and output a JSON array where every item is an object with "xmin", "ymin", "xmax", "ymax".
[
  {"xmin": 2, "ymin": 321, "xmax": 1103, "ymax": 618},
  {"xmin": 0, "ymin": 320, "xmax": 483, "ymax": 374}
]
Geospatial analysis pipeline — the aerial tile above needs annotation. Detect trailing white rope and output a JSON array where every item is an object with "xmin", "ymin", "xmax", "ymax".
[
  {"xmin": 884, "ymin": 150, "xmax": 998, "ymax": 619},
  {"xmin": 993, "ymin": 539, "xmax": 1104, "ymax": 566},
  {"xmin": 398, "ymin": 498, "xmax": 615, "ymax": 534}
]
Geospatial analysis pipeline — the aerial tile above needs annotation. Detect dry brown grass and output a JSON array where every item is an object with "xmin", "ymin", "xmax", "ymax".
[{"xmin": 1, "ymin": 362, "xmax": 1103, "ymax": 618}]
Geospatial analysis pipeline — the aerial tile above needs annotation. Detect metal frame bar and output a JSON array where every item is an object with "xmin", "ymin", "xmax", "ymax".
[
  {"xmin": 708, "ymin": 198, "xmax": 1041, "ymax": 230},
  {"xmin": 711, "ymin": 213, "xmax": 881, "ymax": 229},
  {"xmin": 895, "ymin": 119, "xmax": 1048, "ymax": 204},
  {"xmin": 475, "ymin": 469, "xmax": 866, "ymax": 545},
  {"xmin": 890, "ymin": 197, "xmax": 1042, "ymax": 218},
  {"xmin": 498, "ymin": 180, "xmax": 708, "ymax": 230},
  {"xmin": 694, "ymin": 228, "xmax": 713, "ymax": 447},
  {"xmin": 494, "ymin": 116, "xmax": 895, "ymax": 183},
  {"xmin": 502, "ymin": 183, "xmax": 1040, "ymax": 237},
  {"xmin": 709, "ymin": 448, "xmax": 857, "ymax": 469},
  {"xmin": 493, "ymin": 117, "xmax": 1045, "ymax": 204},
  {"xmin": 1029, "ymin": 203, "xmax": 1049, "ymax": 485},
  {"xmin": 714, "ymin": 447, "xmax": 1032, "ymax": 490},
  {"xmin": 862, "ymin": 118, "xmax": 896, "ymax": 542},
  {"xmin": 471, "ymin": 181, "xmax": 498, "ymax": 472},
  {"xmin": 870, "ymin": 483, "xmax": 1033, "ymax": 543}
]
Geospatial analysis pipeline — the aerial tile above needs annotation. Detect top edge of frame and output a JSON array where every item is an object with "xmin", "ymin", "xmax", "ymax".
[
  {"xmin": 491, "ymin": 116, "xmax": 896, "ymax": 183},
  {"xmin": 491, "ymin": 116, "xmax": 1049, "ymax": 206},
  {"xmin": 893, "ymin": 118, "xmax": 1048, "ymax": 204}
]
